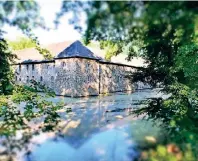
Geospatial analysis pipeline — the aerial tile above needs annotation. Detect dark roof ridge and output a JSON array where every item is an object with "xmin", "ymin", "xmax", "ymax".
[
  {"xmin": 12, "ymin": 56, "xmax": 142, "ymax": 69},
  {"xmin": 56, "ymin": 40, "xmax": 102, "ymax": 60}
]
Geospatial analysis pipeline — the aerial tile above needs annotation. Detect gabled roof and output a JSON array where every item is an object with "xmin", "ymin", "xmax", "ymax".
[{"xmin": 56, "ymin": 40, "xmax": 102, "ymax": 60}]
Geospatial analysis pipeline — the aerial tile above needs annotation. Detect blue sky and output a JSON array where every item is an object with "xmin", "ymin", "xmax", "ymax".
[{"xmin": 3, "ymin": 0, "xmax": 85, "ymax": 44}]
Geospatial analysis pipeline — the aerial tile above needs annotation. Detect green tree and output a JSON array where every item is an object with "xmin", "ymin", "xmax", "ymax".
[
  {"xmin": 8, "ymin": 37, "xmax": 36, "ymax": 50},
  {"xmin": 100, "ymin": 41, "xmax": 121, "ymax": 61},
  {"xmin": 0, "ymin": 31, "xmax": 16, "ymax": 94}
]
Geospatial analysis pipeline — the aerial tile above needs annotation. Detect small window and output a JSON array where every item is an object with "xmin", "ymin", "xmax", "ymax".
[
  {"xmin": 19, "ymin": 65, "xmax": 21, "ymax": 72},
  {"xmin": 99, "ymin": 67, "xmax": 102, "ymax": 74},
  {"xmin": 86, "ymin": 63, "xmax": 90, "ymax": 68},
  {"xmin": 19, "ymin": 78, "xmax": 21, "ymax": 81},
  {"xmin": 15, "ymin": 76, "xmax": 17, "ymax": 81},
  {"xmin": 27, "ymin": 76, "xmax": 29, "ymax": 83},
  {"xmin": 40, "ymin": 76, "xmax": 43, "ymax": 81},
  {"xmin": 119, "ymin": 76, "xmax": 122, "ymax": 82},
  {"xmin": 86, "ymin": 63, "xmax": 90, "ymax": 73},
  {"xmin": 88, "ymin": 75, "xmax": 91, "ymax": 83},
  {"xmin": 62, "ymin": 62, "xmax": 66, "ymax": 67},
  {"xmin": 32, "ymin": 76, "xmax": 35, "ymax": 80},
  {"xmin": 26, "ymin": 65, "xmax": 29, "ymax": 71},
  {"xmin": 32, "ymin": 64, "xmax": 35, "ymax": 71}
]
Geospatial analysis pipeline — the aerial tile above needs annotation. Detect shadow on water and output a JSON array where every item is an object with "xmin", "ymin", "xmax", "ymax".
[{"xmin": 1, "ymin": 89, "xmax": 165, "ymax": 161}]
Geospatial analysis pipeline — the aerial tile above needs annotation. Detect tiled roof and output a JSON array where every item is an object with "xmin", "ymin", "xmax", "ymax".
[{"xmin": 56, "ymin": 40, "xmax": 102, "ymax": 60}]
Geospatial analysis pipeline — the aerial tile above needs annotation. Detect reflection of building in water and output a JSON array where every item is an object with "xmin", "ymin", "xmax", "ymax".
[
  {"xmin": 52, "ymin": 88, "xmax": 162, "ymax": 146},
  {"xmin": 29, "ymin": 125, "xmax": 137, "ymax": 161},
  {"xmin": 28, "ymin": 93, "xmax": 139, "ymax": 161},
  {"xmin": 53, "ymin": 91, "xmax": 151, "ymax": 147},
  {"xmin": 17, "ymin": 89, "xmax": 161, "ymax": 161},
  {"xmin": 13, "ymin": 41, "xmax": 138, "ymax": 97}
]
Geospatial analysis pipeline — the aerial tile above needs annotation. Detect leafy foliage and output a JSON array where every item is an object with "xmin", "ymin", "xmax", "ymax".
[
  {"xmin": 0, "ymin": 2, "xmax": 56, "ymax": 160},
  {"xmin": 100, "ymin": 41, "xmax": 121, "ymax": 60},
  {"xmin": 176, "ymin": 44, "xmax": 198, "ymax": 88},
  {"xmin": 0, "ymin": 85, "xmax": 64, "ymax": 161},
  {"xmin": 140, "ymin": 144, "xmax": 196, "ymax": 161},
  {"xmin": 0, "ymin": 1, "xmax": 44, "ymax": 30},
  {"xmin": 133, "ymin": 84, "xmax": 198, "ymax": 160},
  {"xmin": 0, "ymin": 31, "xmax": 16, "ymax": 94},
  {"xmin": 7, "ymin": 37, "xmax": 36, "ymax": 50}
]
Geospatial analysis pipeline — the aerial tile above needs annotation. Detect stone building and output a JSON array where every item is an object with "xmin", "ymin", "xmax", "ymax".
[{"xmin": 13, "ymin": 41, "xmax": 138, "ymax": 97}]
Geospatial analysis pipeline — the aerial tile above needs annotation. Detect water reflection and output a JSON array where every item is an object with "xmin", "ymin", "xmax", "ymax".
[
  {"xmin": 4, "ymin": 89, "xmax": 164, "ymax": 161},
  {"xmin": 23, "ymin": 89, "xmax": 164, "ymax": 161},
  {"xmin": 28, "ymin": 124, "xmax": 137, "ymax": 161}
]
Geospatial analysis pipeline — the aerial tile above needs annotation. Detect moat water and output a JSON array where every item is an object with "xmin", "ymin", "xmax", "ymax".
[{"xmin": 18, "ymin": 89, "xmax": 165, "ymax": 161}]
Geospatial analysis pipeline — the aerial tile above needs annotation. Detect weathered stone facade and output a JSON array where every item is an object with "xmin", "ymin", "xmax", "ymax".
[
  {"xmin": 74, "ymin": 58, "xmax": 100, "ymax": 97},
  {"xmin": 99, "ymin": 63, "xmax": 135, "ymax": 94},
  {"xmin": 13, "ymin": 41, "xmax": 137, "ymax": 97},
  {"xmin": 14, "ymin": 61, "xmax": 56, "ymax": 89}
]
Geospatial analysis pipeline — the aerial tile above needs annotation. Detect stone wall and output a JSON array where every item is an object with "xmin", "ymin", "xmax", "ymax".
[
  {"xmin": 13, "ymin": 58, "xmax": 136, "ymax": 97},
  {"xmin": 73, "ymin": 58, "xmax": 99, "ymax": 97},
  {"xmin": 54, "ymin": 59, "xmax": 76, "ymax": 97},
  {"xmin": 40, "ymin": 63, "xmax": 56, "ymax": 89},
  {"xmin": 99, "ymin": 63, "xmax": 135, "ymax": 94},
  {"xmin": 14, "ymin": 62, "xmax": 55, "ymax": 90}
]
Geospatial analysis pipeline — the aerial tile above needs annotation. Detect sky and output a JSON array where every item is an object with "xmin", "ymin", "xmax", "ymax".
[{"xmin": 3, "ymin": 0, "xmax": 85, "ymax": 45}]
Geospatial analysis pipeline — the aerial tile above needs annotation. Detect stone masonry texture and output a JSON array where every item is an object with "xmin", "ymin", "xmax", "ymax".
[{"xmin": 13, "ymin": 58, "xmax": 135, "ymax": 97}]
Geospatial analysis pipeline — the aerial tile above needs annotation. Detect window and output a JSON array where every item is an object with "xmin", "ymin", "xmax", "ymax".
[
  {"xmin": 51, "ymin": 76, "xmax": 54, "ymax": 81},
  {"xmin": 19, "ymin": 65, "xmax": 21, "ymax": 72},
  {"xmin": 32, "ymin": 76, "xmax": 35, "ymax": 80},
  {"xmin": 26, "ymin": 65, "xmax": 29, "ymax": 71},
  {"xmin": 15, "ymin": 76, "xmax": 17, "ymax": 81},
  {"xmin": 119, "ymin": 76, "xmax": 122, "ymax": 82},
  {"xmin": 19, "ymin": 78, "xmax": 21, "ymax": 81},
  {"xmin": 62, "ymin": 62, "xmax": 66, "ymax": 67},
  {"xmin": 86, "ymin": 63, "xmax": 90, "ymax": 72},
  {"xmin": 32, "ymin": 64, "xmax": 35, "ymax": 71},
  {"xmin": 27, "ymin": 76, "xmax": 29, "ymax": 83},
  {"xmin": 88, "ymin": 75, "xmax": 91, "ymax": 83},
  {"xmin": 99, "ymin": 67, "xmax": 102, "ymax": 74},
  {"xmin": 40, "ymin": 76, "xmax": 43, "ymax": 81},
  {"xmin": 86, "ymin": 63, "xmax": 90, "ymax": 68}
]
